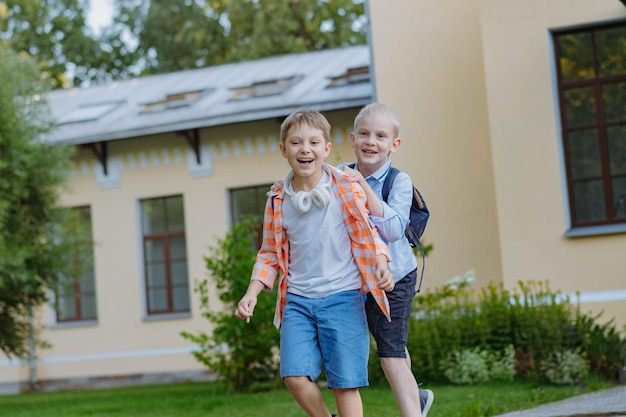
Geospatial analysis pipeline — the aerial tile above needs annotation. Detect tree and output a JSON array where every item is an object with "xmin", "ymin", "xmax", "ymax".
[
  {"xmin": 0, "ymin": 47, "xmax": 75, "ymax": 362},
  {"xmin": 111, "ymin": 0, "xmax": 367, "ymax": 75},
  {"xmin": 1, "ymin": 0, "xmax": 367, "ymax": 86},
  {"xmin": 0, "ymin": 0, "xmax": 137, "ymax": 87}
]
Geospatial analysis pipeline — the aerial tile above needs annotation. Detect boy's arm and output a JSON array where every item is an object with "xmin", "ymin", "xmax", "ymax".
[
  {"xmin": 342, "ymin": 165, "xmax": 384, "ymax": 216},
  {"xmin": 235, "ymin": 280, "xmax": 265, "ymax": 323},
  {"xmin": 343, "ymin": 166, "xmax": 412, "ymax": 242},
  {"xmin": 375, "ymin": 254, "xmax": 395, "ymax": 292}
]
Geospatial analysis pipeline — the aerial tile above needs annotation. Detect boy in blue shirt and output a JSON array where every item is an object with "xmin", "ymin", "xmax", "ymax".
[{"xmin": 341, "ymin": 103, "xmax": 434, "ymax": 417}]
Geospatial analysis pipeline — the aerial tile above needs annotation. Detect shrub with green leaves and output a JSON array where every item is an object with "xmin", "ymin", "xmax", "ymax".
[
  {"xmin": 441, "ymin": 347, "xmax": 490, "ymax": 384},
  {"xmin": 542, "ymin": 350, "xmax": 589, "ymax": 385},
  {"xmin": 181, "ymin": 217, "xmax": 280, "ymax": 392},
  {"xmin": 408, "ymin": 271, "xmax": 625, "ymax": 384}
]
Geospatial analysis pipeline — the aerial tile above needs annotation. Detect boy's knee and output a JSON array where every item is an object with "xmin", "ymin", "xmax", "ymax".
[{"xmin": 283, "ymin": 375, "xmax": 311, "ymax": 390}]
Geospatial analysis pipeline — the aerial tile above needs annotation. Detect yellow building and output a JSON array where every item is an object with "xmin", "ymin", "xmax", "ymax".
[{"xmin": 1, "ymin": 0, "xmax": 624, "ymax": 394}]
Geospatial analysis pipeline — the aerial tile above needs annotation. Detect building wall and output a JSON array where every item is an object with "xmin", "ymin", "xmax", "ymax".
[
  {"xmin": 367, "ymin": 0, "xmax": 504, "ymax": 289},
  {"xmin": 368, "ymin": 0, "xmax": 626, "ymax": 327},
  {"xmin": 0, "ymin": 110, "xmax": 359, "ymax": 393}
]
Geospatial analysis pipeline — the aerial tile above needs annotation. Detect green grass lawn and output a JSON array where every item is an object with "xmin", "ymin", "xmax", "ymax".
[{"xmin": 0, "ymin": 379, "xmax": 614, "ymax": 417}]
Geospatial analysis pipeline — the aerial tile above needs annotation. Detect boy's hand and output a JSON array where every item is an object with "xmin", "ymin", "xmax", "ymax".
[
  {"xmin": 267, "ymin": 179, "xmax": 284, "ymax": 196},
  {"xmin": 375, "ymin": 265, "xmax": 395, "ymax": 292},
  {"xmin": 235, "ymin": 294, "xmax": 257, "ymax": 323},
  {"xmin": 342, "ymin": 165, "xmax": 366, "ymax": 187}
]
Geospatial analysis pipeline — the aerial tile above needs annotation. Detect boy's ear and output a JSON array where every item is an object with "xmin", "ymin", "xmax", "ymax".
[
  {"xmin": 325, "ymin": 141, "xmax": 332, "ymax": 157},
  {"xmin": 279, "ymin": 142, "xmax": 287, "ymax": 158},
  {"xmin": 391, "ymin": 137, "xmax": 401, "ymax": 153},
  {"xmin": 349, "ymin": 132, "xmax": 355, "ymax": 147}
]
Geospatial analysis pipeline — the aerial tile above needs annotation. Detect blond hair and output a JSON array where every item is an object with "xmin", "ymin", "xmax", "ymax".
[
  {"xmin": 353, "ymin": 103, "xmax": 400, "ymax": 138},
  {"xmin": 280, "ymin": 108, "xmax": 331, "ymax": 144}
]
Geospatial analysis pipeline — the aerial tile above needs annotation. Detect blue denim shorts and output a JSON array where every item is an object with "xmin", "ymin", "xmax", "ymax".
[
  {"xmin": 365, "ymin": 268, "xmax": 417, "ymax": 358},
  {"xmin": 280, "ymin": 290, "xmax": 369, "ymax": 389}
]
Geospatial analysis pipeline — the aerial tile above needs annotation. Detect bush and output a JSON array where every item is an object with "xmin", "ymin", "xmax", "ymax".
[
  {"xmin": 542, "ymin": 350, "xmax": 589, "ymax": 385},
  {"xmin": 181, "ymin": 217, "xmax": 280, "ymax": 392},
  {"xmin": 441, "ymin": 347, "xmax": 490, "ymax": 384},
  {"xmin": 407, "ymin": 271, "xmax": 625, "ymax": 385}
]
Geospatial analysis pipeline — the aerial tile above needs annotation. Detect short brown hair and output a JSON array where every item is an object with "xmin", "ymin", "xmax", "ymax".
[{"xmin": 280, "ymin": 108, "xmax": 331, "ymax": 144}]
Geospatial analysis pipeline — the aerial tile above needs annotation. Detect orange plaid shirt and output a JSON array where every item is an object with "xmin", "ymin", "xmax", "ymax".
[{"xmin": 251, "ymin": 164, "xmax": 391, "ymax": 328}]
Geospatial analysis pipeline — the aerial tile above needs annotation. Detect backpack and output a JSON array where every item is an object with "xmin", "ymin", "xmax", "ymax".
[
  {"xmin": 350, "ymin": 163, "xmax": 429, "ymax": 292},
  {"xmin": 382, "ymin": 167, "xmax": 429, "ymax": 249}
]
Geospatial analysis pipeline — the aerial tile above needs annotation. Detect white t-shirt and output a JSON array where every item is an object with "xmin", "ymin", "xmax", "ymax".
[{"xmin": 283, "ymin": 169, "xmax": 361, "ymax": 298}]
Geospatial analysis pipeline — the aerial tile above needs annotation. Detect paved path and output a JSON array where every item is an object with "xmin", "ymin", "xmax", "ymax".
[{"xmin": 494, "ymin": 386, "xmax": 626, "ymax": 417}]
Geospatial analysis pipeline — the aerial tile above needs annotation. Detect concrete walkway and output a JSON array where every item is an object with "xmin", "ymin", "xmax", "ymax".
[{"xmin": 494, "ymin": 386, "xmax": 626, "ymax": 417}]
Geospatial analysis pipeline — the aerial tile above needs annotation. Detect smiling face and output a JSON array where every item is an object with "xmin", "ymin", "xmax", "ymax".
[
  {"xmin": 350, "ymin": 111, "xmax": 401, "ymax": 177},
  {"xmin": 280, "ymin": 122, "xmax": 331, "ymax": 191}
]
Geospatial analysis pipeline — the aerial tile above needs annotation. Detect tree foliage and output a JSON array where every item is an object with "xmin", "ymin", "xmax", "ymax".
[
  {"xmin": 0, "ymin": 47, "xmax": 75, "ymax": 358},
  {"xmin": 0, "ymin": 0, "xmax": 125, "ymax": 88},
  {"xmin": 181, "ymin": 217, "xmax": 280, "ymax": 392},
  {"xmin": 1, "ymin": 0, "xmax": 366, "ymax": 86}
]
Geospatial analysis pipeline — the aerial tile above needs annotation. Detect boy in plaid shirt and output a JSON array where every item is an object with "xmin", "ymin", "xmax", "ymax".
[{"xmin": 235, "ymin": 108, "xmax": 394, "ymax": 417}]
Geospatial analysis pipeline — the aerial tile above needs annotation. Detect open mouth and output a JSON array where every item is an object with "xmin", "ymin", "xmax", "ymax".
[
  {"xmin": 297, "ymin": 158, "xmax": 314, "ymax": 165},
  {"xmin": 362, "ymin": 149, "xmax": 377, "ymax": 155}
]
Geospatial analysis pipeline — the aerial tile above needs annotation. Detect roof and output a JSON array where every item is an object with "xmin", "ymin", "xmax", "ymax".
[{"xmin": 44, "ymin": 45, "xmax": 373, "ymax": 146}]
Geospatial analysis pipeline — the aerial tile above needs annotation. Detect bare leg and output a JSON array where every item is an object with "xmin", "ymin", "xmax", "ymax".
[
  {"xmin": 284, "ymin": 376, "xmax": 332, "ymax": 417},
  {"xmin": 380, "ymin": 349, "xmax": 422, "ymax": 417},
  {"xmin": 332, "ymin": 387, "xmax": 363, "ymax": 417}
]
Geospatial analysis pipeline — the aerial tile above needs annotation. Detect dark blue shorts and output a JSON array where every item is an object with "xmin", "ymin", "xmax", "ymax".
[{"xmin": 365, "ymin": 268, "xmax": 417, "ymax": 358}]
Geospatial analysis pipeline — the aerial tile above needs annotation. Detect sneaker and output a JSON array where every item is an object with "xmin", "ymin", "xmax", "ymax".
[{"xmin": 419, "ymin": 388, "xmax": 434, "ymax": 417}]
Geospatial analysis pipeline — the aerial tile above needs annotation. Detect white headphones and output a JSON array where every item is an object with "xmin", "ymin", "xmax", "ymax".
[
  {"xmin": 284, "ymin": 171, "xmax": 332, "ymax": 214},
  {"xmin": 290, "ymin": 188, "xmax": 331, "ymax": 214}
]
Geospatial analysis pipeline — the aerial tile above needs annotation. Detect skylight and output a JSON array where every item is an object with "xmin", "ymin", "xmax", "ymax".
[
  {"xmin": 59, "ymin": 102, "xmax": 121, "ymax": 124},
  {"xmin": 141, "ymin": 89, "xmax": 210, "ymax": 114},
  {"xmin": 327, "ymin": 66, "xmax": 370, "ymax": 87},
  {"xmin": 230, "ymin": 76, "xmax": 299, "ymax": 101}
]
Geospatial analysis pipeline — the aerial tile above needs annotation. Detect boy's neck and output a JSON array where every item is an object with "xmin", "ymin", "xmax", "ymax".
[
  {"xmin": 357, "ymin": 159, "xmax": 389, "ymax": 178},
  {"xmin": 290, "ymin": 170, "xmax": 324, "ymax": 192}
]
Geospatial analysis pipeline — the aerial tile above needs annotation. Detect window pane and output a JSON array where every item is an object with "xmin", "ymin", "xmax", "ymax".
[
  {"xmin": 558, "ymin": 32, "xmax": 595, "ymax": 81},
  {"xmin": 573, "ymin": 180, "xmax": 606, "ymax": 222},
  {"xmin": 568, "ymin": 129, "xmax": 601, "ymax": 179},
  {"xmin": 142, "ymin": 199, "xmax": 165, "ymax": 234},
  {"xmin": 80, "ymin": 269, "xmax": 96, "ymax": 292},
  {"xmin": 172, "ymin": 286, "xmax": 190, "ymax": 311},
  {"xmin": 612, "ymin": 177, "xmax": 626, "ymax": 219},
  {"xmin": 607, "ymin": 125, "xmax": 626, "ymax": 175},
  {"xmin": 145, "ymin": 239, "xmax": 164, "ymax": 262},
  {"xmin": 57, "ymin": 295, "xmax": 76, "ymax": 321},
  {"xmin": 80, "ymin": 295, "xmax": 97, "ymax": 320},
  {"xmin": 232, "ymin": 187, "xmax": 257, "ymax": 222},
  {"xmin": 147, "ymin": 263, "xmax": 166, "ymax": 287},
  {"xmin": 596, "ymin": 26, "xmax": 626, "ymax": 77},
  {"xmin": 169, "ymin": 235, "xmax": 187, "ymax": 259},
  {"xmin": 170, "ymin": 261, "xmax": 188, "ymax": 285},
  {"xmin": 148, "ymin": 288, "xmax": 167, "ymax": 311},
  {"xmin": 564, "ymin": 87, "xmax": 596, "ymax": 128},
  {"xmin": 166, "ymin": 196, "xmax": 185, "ymax": 232},
  {"xmin": 602, "ymin": 82, "xmax": 626, "ymax": 123}
]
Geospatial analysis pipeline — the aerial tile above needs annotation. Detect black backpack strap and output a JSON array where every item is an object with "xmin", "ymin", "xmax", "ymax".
[
  {"xmin": 381, "ymin": 167, "xmax": 400, "ymax": 203},
  {"xmin": 382, "ymin": 166, "xmax": 425, "ymax": 294}
]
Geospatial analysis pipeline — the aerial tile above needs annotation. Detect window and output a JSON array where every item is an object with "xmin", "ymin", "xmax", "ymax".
[
  {"xmin": 230, "ymin": 76, "xmax": 300, "ymax": 101},
  {"xmin": 59, "ymin": 102, "xmax": 121, "ymax": 124},
  {"xmin": 554, "ymin": 22, "xmax": 626, "ymax": 228},
  {"xmin": 55, "ymin": 206, "xmax": 97, "ymax": 323},
  {"xmin": 140, "ymin": 89, "xmax": 211, "ymax": 114},
  {"xmin": 141, "ymin": 195, "xmax": 190, "ymax": 315},
  {"xmin": 327, "ymin": 66, "xmax": 370, "ymax": 87},
  {"xmin": 230, "ymin": 184, "xmax": 272, "ymax": 248}
]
